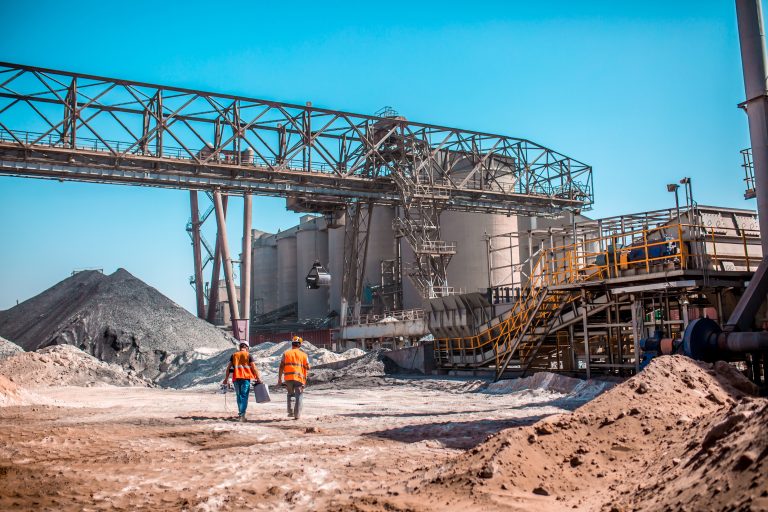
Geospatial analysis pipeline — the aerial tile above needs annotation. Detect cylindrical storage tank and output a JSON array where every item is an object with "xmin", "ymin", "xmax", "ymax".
[
  {"xmin": 396, "ymin": 211, "xmax": 518, "ymax": 306},
  {"xmin": 276, "ymin": 232, "xmax": 298, "ymax": 308},
  {"xmin": 328, "ymin": 224, "xmax": 345, "ymax": 315},
  {"xmin": 251, "ymin": 231, "xmax": 278, "ymax": 316},
  {"xmin": 297, "ymin": 218, "xmax": 329, "ymax": 319},
  {"xmin": 363, "ymin": 206, "xmax": 396, "ymax": 294},
  {"xmin": 440, "ymin": 211, "xmax": 518, "ymax": 294}
]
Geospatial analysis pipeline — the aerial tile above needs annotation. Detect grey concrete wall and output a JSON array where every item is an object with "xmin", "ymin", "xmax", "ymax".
[{"xmin": 382, "ymin": 341, "xmax": 434, "ymax": 374}]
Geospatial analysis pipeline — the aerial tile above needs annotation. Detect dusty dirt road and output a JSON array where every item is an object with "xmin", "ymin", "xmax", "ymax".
[
  {"xmin": 0, "ymin": 378, "xmax": 582, "ymax": 511},
  {"xmin": 3, "ymin": 358, "xmax": 765, "ymax": 512}
]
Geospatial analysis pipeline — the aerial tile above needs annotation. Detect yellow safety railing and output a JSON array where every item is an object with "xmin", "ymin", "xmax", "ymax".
[{"xmin": 434, "ymin": 221, "xmax": 760, "ymax": 369}]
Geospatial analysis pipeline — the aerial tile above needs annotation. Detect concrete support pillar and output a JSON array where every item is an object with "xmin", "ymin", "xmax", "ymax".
[
  {"xmin": 189, "ymin": 190, "xmax": 205, "ymax": 319},
  {"xmin": 213, "ymin": 190, "xmax": 240, "ymax": 329}
]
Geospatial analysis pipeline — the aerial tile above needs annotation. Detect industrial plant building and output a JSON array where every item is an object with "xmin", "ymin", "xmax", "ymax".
[{"xmin": 247, "ymin": 207, "xmax": 586, "ymax": 348}]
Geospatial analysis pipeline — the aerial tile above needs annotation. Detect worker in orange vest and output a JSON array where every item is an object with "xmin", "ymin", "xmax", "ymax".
[
  {"xmin": 278, "ymin": 336, "xmax": 310, "ymax": 419},
  {"xmin": 223, "ymin": 342, "xmax": 262, "ymax": 422}
]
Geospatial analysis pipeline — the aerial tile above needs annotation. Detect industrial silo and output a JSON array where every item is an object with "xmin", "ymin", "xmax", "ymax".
[
  {"xmin": 327, "ymin": 224, "xmax": 344, "ymax": 315},
  {"xmin": 251, "ymin": 231, "xmax": 278, "ymax": 317},
  {"xmin": 441, "ymin": 211, "xmax": 518, "ymax": 294},
  {"xmin": 276, "ymin": 230, "xmax": 298, "ymax": 308},
  {"xmin": 296, "ymin": 216, "xmax": 329, "ymax": 319},
  {"xmin": 363, "ymin": 206, "xmax": 396, "ymax": 305}
]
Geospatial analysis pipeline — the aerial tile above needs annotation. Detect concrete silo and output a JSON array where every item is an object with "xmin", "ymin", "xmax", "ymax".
[
  {"xmin": 296, "ymin": 216, "xmax": 329, "ymax": 319},
  {"xmin": 276, "ymin": 230, "xmax": 298, "ymax": 308},
  {"xmin": 251, "ymin": 230, "xmax": 278, "ymax": 316},
  {"xmin": 362, "ymin": 206, "xmax": 396, "ymax": 307},
  {"xmin": 440, "ymin": 211, "xmax": 518, "ymax": 294},
  {"xmin": 327, "ymin": 224, "xmax": 344, "ymax": 315}
]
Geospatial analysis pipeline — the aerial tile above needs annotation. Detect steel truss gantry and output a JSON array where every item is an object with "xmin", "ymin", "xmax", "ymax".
[{"xmin": 0, "ymin": 62, "xmax": 594, "ymax": 334}]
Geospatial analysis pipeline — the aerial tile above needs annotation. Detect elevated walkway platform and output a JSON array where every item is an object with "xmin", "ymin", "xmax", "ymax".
[{"xmin": 429, "ymin": 206, "xmax": 762, "ymax": 380}]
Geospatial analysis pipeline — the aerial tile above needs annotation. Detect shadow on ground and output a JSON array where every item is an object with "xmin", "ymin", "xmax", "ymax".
[
  {"xmin": 366, "ymin": 414, "xmax": 548, "ymax": 449},
  {"xmin": 339, "ymin": 408, "xmax": 503, "ymax": 419}
]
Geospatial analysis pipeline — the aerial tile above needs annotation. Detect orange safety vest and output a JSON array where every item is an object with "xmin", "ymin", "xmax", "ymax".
[
  {"xmin": 281, "ymin": 348, "xmax": 310, "ymax": 385},
  {"xmin": 231, "ymin": 350, "xmax": 256, "ymax": 380}
]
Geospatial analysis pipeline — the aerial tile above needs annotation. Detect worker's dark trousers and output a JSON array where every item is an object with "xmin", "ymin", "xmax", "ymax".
[{"xmin": 285, "ymin": 381, "xmax": 304, "ymax": 419}]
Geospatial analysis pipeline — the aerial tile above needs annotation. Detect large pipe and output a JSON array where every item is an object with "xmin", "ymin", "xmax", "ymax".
[
  {"xmin": 684, "ymin": 318, "xmax": 768, "ymax": 361},
  {"xmin": 189, "ymin": 190, "xmax": 206, "ymax": 318},
  {"xmin": 720, "ymin": 1, "xmax": 768, "ymax": 331},
  {"xmin": 207, "ymin": 195, "xmax": 227, "ymax": 323},
  {"xmin": 213, "ymin": 190, "xmax": 240, "ymax": 329},
  {"xmin": 241, "ymin": 194, "xmax": 252, "ymax": 326},
  {"xmin": 737, "ymin": 0, "xmax": 768, "ymax": 249}
]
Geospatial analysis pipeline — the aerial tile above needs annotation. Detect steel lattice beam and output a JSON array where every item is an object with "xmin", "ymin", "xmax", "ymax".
[{"xmin": 0, "ymin": 62, "xmax": 593, "ymax": 215}]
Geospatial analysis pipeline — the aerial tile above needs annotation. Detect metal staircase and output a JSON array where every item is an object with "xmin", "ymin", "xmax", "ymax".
[{"xmin": 434, "ymin": 243, "xmax": 608, "ymax": 380}]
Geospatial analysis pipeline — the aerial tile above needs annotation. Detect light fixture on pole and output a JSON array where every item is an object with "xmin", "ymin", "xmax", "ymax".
[
  {"xmin": 679, "ymin": 177, "xmax": 694, "ymax": 223},
  {"xmin": 667, "ymin": 183, "xmax": 681, "ymax": 223}
]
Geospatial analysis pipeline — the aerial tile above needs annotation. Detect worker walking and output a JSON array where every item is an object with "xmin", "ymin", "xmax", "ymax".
[
  {"xmin": 278, "ymin": 336, "xmax": 310, "ymax": 419},
  {"xmin": 223, "ymin": 342, "xmax": 262, "ymax": 422}
]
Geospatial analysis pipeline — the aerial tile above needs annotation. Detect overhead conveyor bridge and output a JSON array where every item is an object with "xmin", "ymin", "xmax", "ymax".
[{"xmin": 0, "ymin": 61, "xmax": 594, "ymax": 306}]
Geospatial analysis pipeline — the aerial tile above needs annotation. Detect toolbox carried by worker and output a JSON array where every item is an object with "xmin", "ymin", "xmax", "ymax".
[{"xmin": 252, "ymin": 380, "xmax": 271, "ymax": 403}]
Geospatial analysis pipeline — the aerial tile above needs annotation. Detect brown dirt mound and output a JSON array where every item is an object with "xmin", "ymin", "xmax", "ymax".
[
  {"xmin": 339, "ymin": 356, "xmax": 767, "ymax": 512},
  {"xmin": 0, "ymin": 374, "xmax": 23, "ymax": 405},
  {"xmin": 0, "ymin": 344, "xmax": 151, "ymax": 388}
]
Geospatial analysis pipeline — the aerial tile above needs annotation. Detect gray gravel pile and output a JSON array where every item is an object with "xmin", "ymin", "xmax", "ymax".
[
  {"xmin": 159, "ymin": 349, "xmax": 233, "ymax": 388},
  {"xmin": 0, "ymin": 336, "xmax": 23, "ymax": 361},
  {"xmin": 309, "ymin": 349, "xmax": 402, "ymax": 386},
  {"xmin": 0, "ymin": 269, "xmax": 235, "ymax": 381},
  {"xmin": 0, "ymin": 344, "xmax": 150, "ymax": 388}
]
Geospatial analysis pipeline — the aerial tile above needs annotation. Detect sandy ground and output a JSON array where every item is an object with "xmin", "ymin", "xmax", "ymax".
[
  {"xmin": 1, "ymin": 359, "xmax": 765, "ymax": 512},
  {"xmin": 0, "ymin": 378, "xmax": 580, "ymax": 511}
]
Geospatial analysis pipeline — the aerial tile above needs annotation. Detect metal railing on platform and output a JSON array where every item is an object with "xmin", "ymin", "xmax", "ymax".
[{"xmin": 434, "ymin": 220, "xmax": 761, "ymax": 372}]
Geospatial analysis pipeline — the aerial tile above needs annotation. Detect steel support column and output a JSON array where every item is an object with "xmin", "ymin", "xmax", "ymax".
[
  {"xmin": 737, "ymin": 0, "xmax": 768, "ymax": 248},
  {"xmin": 241, "ymin": 193, "xmax": 253, "ymax": 330},
  {"xmin": 189, "ymin": 190, "xmax": 205, "ymax": 318},
  {"xmin": 207, "ymin": 195, "xmax": 228, "ymax": 323},
  {"xmin": 213, "ymin": 189, "xmax": 241, "ymax": 333},
  {"xmin": 728, "ymin": 0, "xmax": 768, "ymax": 331},
  {"xmin": 582, "ymin": 291, "xmax": 591, "ymax": 379}
]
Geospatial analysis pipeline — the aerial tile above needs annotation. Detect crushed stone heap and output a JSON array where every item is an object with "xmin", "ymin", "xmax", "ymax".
[
  {"xmin": 0, "ymin": 269, "xmax": 235, "ymax": 381},
  {"xmin": 0, "ymin": 345, "xmax": 150, "ymax": 388},
  {"xmin": 0, "ymin": 336, "xmax": 23, "ymax": 361},
  {"xmin": 397, "ymin": 355, "xmax": 766, "ymax": 512},
  {"xmin": 309, "ymin": 349, "xmax": 403, "ymax": 386},
  {"xmin": 161, "ymin": 340, "xmax": 369, "ymax": 388}
]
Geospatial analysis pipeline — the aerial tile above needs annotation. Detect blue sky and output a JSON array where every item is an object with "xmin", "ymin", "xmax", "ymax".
[{"xmin": 0, "ymin": 0, "xmax": 754, "ymax": 312}]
